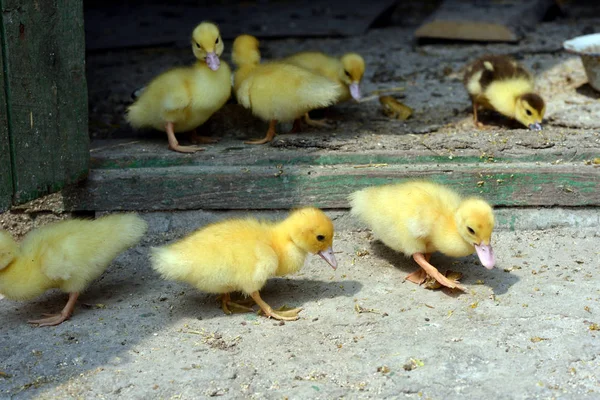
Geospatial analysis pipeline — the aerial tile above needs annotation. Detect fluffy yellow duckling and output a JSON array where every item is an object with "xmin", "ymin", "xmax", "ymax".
[
  {"xmin": 0, "ymin": 214, "xmax": 147, "ymax": 326},
  {"xmin": 126, "ymin": 22, "xmax": 231, "ymax": 153},
  {"xmin": 464, "ymin": 55, "xmax": 545, "ymax": 130},
  {"xmin": 232, "ymin": 35, "xmax": 342, "ymax": 144},
  {"xmin": 283, "ymin": 51, "xmax": 365, "ymax": 127},
  {"xmin": 150, "ymin": 207, "xmax": 337, "ymax": 321},
  {"xmin": 350, "ymin": 181, "xmax": 495, "ymax": 291}
]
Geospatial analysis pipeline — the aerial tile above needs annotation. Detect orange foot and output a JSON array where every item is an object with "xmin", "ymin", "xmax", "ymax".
[
  {"xmin": 220, "ymin": 293, "xmax": 255, "ymax": 315},
  {"xmin": 245, "ymin": 120, "xmax": 277, "ymax": 145},
  {"xmin": 406, "ymin": 253, "xmax": 466, "ymax": 291},
  {"xmin": 191, "ymin": 130, "xmax": 219, "ymax": 144},
  {"xmin": 250, "ymin": 291, "xmax": 302, "ymax": 321},
  {"xmin": 29, "ymin": 292, "xmax": 79, "ymax": 327}
]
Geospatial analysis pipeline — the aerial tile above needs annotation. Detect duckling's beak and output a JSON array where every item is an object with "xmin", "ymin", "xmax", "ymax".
[
  {"xmin": 318, "ymin": 247, "xmax": 337, "ymax": 270},
  {"xmin": 205, "ymin": 52, "xmax": 220, "ymax": 71},
  {"xmin": 131, "ymin": 86, "xmax": 145, "ymax": 100},
  {"xmin": 349, "ymin": 82, "xmax": 361, "ymax": 101},
  {"xmin": 528, "ymin": 122, "xmax": 542, "ymax": 131},
  {"xmin": 474, "ymin": 242, "xmax": 495, "ymax": 270}
]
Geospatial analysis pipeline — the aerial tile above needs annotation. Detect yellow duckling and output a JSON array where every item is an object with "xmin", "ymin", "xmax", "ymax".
[
  {"xmin": 126, "ymin": 22, "xmax": 231, "ymax": 153},
  {"xmin": 150, "ymin": 207, "xmax": 337, "ymax": 321},
  {"xmin": 464, "ymin": 55, "xmax": 545, "ymax": 130},
  {"xmin": 283, "ymin": 51, "xmax": 365, "ymax": 126},
  {"xmin": 232, "ymin": 35, "xmax": 342, "ymax": 144},
  {"xmin": 350, "ymin": 181, "xmax": 495, "ymax": 291},
  {"xmin": 0, "ymin": 214, "xmax": 147, "ymax": 326}
]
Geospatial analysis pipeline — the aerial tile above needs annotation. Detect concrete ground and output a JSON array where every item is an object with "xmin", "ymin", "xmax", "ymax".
[
  {"xmin": 1, "ymin": 209, "xmax": 599, "ymax": 399},
  {"xmin": 2, "ymin": 3, "xmax": 600, "ymax": 399}
]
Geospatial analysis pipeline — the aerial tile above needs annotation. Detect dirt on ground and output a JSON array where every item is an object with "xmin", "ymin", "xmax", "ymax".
[{"xmin": 1, "ymin": 211, "xmax": 599, "ymax": 399}]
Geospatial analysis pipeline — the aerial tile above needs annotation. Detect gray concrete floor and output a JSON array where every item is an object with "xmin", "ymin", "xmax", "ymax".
[
  {"xmin": 2, "ymin": 4, "xmax": 600, "ymax": 399},
  {"xmin": 1, "ymin": 209, "xmax": 599, "ymax": 399}
]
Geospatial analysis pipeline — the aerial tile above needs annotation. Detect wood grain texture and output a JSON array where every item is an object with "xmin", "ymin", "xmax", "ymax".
[
  {"xmin": 63, "ymin": 162, "xmax": 600, "ymax": 211},
  {"xmin": 0, "ymin": 0, "xmax": 89, "ymax": 205},
  {"xmin": 0, "ymin": 30, "xmax": 13, "ymax": 211}
]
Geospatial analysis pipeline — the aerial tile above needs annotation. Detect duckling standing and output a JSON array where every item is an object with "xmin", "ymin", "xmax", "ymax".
[
  {"xmin": 283, "ymin": 51, "xmax": 365, "ymax": 127},
  {"xmin": 350, "ymin": 181, "xmax": 496, "ymax": 291},
  {"xmin": 150, "ymin": 207, "xmax": 337, "ymax": 321},
  {"xmin": 0, "ymin": 214, "xmax": 147, "ymax": 326},
  {"xmin": 126, "ymin": 22, "xmax": 231, "ymax": 153},
  {"xmin": 232, "ymin": 35, "xmax": 342, "ymax": 144},
  {"xmin": 464, "ymin": 55, "xmax": 545, "ymax": 130}
]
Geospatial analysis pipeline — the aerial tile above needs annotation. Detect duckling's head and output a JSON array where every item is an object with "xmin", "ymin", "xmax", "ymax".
[
  {"xmin": 515, "ymin": 93, "xmax": 545, "ymax": 130},
  {"xmin": 285, "ymin": 207, "xmax": 337, "ymax": 269},
  {"xmin": 455, "ymin": 198, "xmax": 495, "ymax": 269},
  {"xmin": 340, "ymin": 53, "xmax": 365, "ymax": 101},
  {"xmin": 191, "ymin": 22, "xmax": 224, "ymax": 71},
  {"xmin": 0, "ymin": 230, "xmax": 18, "ymax": 271},
  {"xmin": 232, "ymin": 34, "xmax": 261, "ymax": 67}
]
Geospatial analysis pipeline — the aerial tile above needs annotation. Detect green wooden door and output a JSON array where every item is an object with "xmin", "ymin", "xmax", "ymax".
[{"xmin": 0, "ymin": 0, "xmax": 89, "ymax": 211}]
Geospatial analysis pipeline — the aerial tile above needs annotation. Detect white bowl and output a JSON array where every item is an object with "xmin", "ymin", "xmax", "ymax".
[{"xmin": 563, "ymin": 33, "xmax": 600, "ymax": 92}]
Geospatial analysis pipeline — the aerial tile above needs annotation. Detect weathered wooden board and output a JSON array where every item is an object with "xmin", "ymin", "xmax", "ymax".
[
  {"xmin": 0, "ymin": 35, "xmax": 13, "ymax": 211},
  {"xmin": 63, "ymin": 162, "xmax": 600, "ymax": 211},
  {"xmin": 0, "ymin": 0, "xmax": 89, "ymax": 205},
  {"xmin": 84, "ymin": 0, "xmax": 396, "ymax": 50},
  {"xmin": 415, "ymin": 0, "xmax": 554, "ymax": 42}
]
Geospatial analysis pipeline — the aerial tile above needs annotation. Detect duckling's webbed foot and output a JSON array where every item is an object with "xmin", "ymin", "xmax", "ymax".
[
  {"xmin": 166, "ymin": 122, "xmax": 205, "ymax": 153},
  {"xmin": 250, "ymin": 291, "xmax": 302, "ymax": 321},
  {"xmin": 190, "ymin": 130, "xmax": 219, "ymax": 144},
  {"xmin": 410, "ymin": 253, "xmax": 466, "ymax": 291},
  {"xmin": 303, "ymin": 112, "xmax": 334, "ymax": 128},
  {"xmin": 29, "ymin": 292, "xmax": 79, "ymax": 327},
  {"xmin": 245, "ymin": 120, "xmax": 277, "ymax": 145},
  {"xmin": 220, "ymin": 293, "xmax": 255, "ymax": 315}
]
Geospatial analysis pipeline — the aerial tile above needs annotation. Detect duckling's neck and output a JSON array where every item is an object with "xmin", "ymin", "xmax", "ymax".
[
  {"xmin": 430, "ymin": 214, "xmax": 475, "ymax": 258},
  {"xmin": 271, "ymin": 222, "xmax": 308, "ymax": 277},
  {"xmin": 486, "ymin": 79, "xmax": 533, "ymax": 118},
  {"xmin": 234, "ymin": 64, "xmax": 257, "ymax": 88}
]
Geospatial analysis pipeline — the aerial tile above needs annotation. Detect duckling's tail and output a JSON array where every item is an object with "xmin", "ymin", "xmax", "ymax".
[
  {"xmin": 150, "ymin": 246, "xmax": 192, "ymax": 282},
  {"xmin": 90, "ymin": 213, "xmax": 148, "ymax": 258},
  {"xmin": 0, "ymin": 231, "xmax": 19, "ymax": 271},
  {"xmin": 125, "ymin": 103, "xmax": 145, "ymax": 129}
]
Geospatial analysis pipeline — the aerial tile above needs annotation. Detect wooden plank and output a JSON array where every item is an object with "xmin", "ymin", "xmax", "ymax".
[
  {"xmin": 0, "ymin": 29, "xmax": 13, "ymax": 211},
  {"xmin": 0, "ymin": 0, "xmax": 89, "ymax": 204},
  {"xmin": 84, "ymin": 0, "xmax": 396, "ymax": 50},
  {"xmin": 415, "ymin": 0, "xmax": 554, "ymax": 42},
  {"xmin": 63, "ymin": 163, "xmax": 600, "ymax": 211}
]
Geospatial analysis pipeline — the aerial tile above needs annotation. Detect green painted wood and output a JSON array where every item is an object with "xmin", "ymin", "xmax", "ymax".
[
  {"xmin": 0, "ymin": 0, "xmax": 89, "ymax": 205},
  {"xmin": 0, "ymin": 35, "xmax": 13, "ymax": 211},
  {"xmin": 63, "ymin": 162, "xmax": 600, "ymax": 211},
  {"xmin": 89, "ymin": 150, "xmax": 598, "ymax": 170}
]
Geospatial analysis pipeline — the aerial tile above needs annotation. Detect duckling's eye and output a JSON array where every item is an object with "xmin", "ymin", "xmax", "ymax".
[
  {"xmin": 316, "ymin": 235, "xmax": 325, "ymax": 242},
  {"xmin": 344, "ymin": 70, "xmax": 351, "ymax": 78},
  {"xmin": 195, "ymin": 42, "xmax": 201, "ymax": 49},
  {"xmin": 215, "ymin": 37, "xmax": 219, "ymax": 44},
  {"xmin": 526, "ymin": 109, "xmax": 532, "ymax": 116},
  {"xmin": 467, "ymin": 227, "xmax": 475, "ymax": 234}
]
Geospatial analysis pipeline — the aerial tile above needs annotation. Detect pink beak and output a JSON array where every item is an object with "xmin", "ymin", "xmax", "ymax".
[
  {"xmin": 206, "ymin": 52, "xmax": 220, "ymax": 71},
  {"xmin": 475, "ymin": 243, "xmax": 495, "ymax": 270},
  {"xmin": 318, "ymin": 247, "xmax": 337, "ymax": 270},
  {"xmin": 349, "ymin": 82, "xmax": 361, "ymax": 101}
]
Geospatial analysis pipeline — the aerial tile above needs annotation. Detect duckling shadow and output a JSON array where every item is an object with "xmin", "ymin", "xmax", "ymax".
[
  {"xmin": 369, "ymin": 240, "xmax": 519, "ymax": 296},
  {"xmin": 575, "ymin": 83, "xmax": 600, "ymax": 99},
  {"xmin": 170, "ymin": 278, "xmax": 363, "ymax": 322}
]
